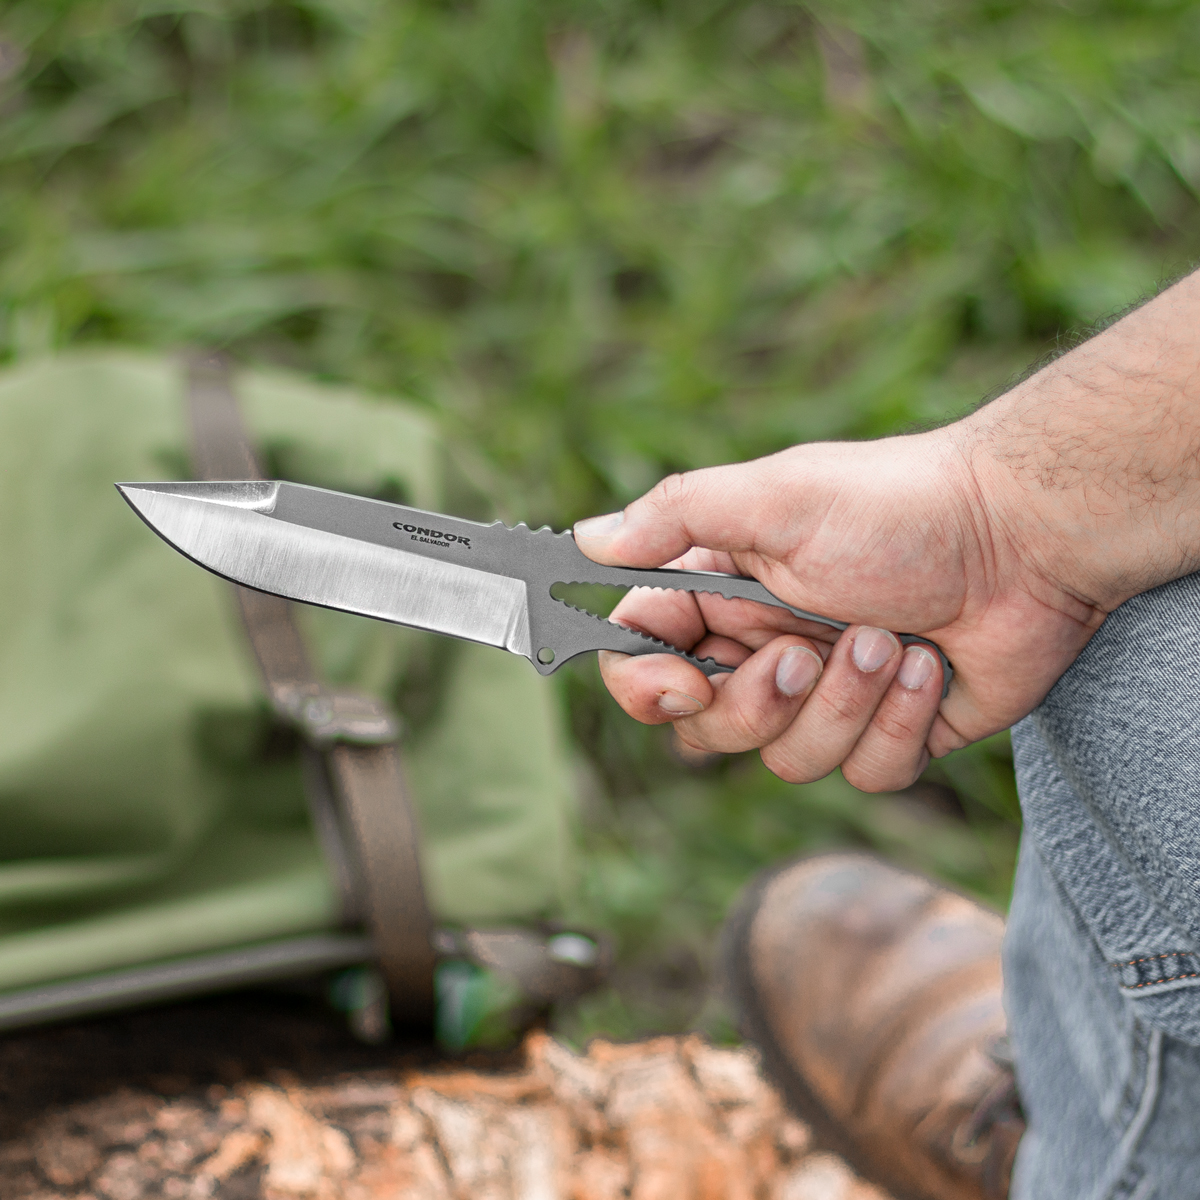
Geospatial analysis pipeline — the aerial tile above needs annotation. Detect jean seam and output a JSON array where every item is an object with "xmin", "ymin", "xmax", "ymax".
[
  {"xmin": 1098, "ymin": 1027, "xmax": 1162, "ymax": 1200},
  {"xmin": 1109, "ymin": 1020, "xmax": 1151, "ymax": 1137},
  {"xmin": 1109, "ymin": 950, "xmax": 1200, "ymax": 991},
  {"xmin": 1122, "ymin": 972, "xmax": 1200, "ymax": 989},
  {"xmin": 1116, "ymin": 953, "xmax": 1192, "ymax": 966}
]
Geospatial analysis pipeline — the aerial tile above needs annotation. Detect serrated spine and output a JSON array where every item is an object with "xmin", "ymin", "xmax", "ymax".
[{"xmin": 490, "ymin": 519, "xmax": 568, "ymax": 538}]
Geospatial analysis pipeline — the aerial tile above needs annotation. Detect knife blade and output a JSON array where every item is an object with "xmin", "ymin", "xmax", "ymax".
[{"xmin": 115, "ymin": 479, "xmax": 951, "ymax": 684}]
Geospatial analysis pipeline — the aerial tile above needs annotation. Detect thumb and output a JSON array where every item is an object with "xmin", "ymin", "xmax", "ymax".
[{"xmin": 573, "ymin": 460, "xmax": 777, "ymax": 567}]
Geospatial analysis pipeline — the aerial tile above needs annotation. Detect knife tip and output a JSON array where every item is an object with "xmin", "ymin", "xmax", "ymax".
[{"xmin": 113, "ymin": 480, "xmax": 280, "ymax": 512}]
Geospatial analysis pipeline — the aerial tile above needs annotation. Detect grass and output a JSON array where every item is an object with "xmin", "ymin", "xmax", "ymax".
[{"xmin": 3, "ymin": 0, "xmax": 1200, "ymax": 1039}]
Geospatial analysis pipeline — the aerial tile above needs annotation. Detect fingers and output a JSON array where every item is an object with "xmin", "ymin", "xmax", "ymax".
[
  {"xmin": 761, "ymin": 632, "xmax": 943, "ymax": 790},
  {"xmin": 759, "ymin": 626, "xmax": 906, "ymax": 784},
  {"xmin": 838, "ymin": 645, "xmax": 944, "ymax": 790},
  {"xmin": 600, "ymin": 636, "xmax": 825, "ymax": 749},
  {"xmin": 597, "ymin": 650, "xmax": 715, "ymax": 726},
  {"xmin": 603, "ymin": 626, "xmax": 944, "ymax": 792},
  {"xmin": 607, "ymin": 585, "xmax": 707, "ymax": 657},
  {"xmin": 927, "ymin": 710, "xmax": 971, "ymax": 759},
  {"xmin": 574, "ymin": 461, "xmax": 778, "ymax": 567},
  {"xmin": 671, "ymin": 638, "xmax": 826, "ymax": 753}
]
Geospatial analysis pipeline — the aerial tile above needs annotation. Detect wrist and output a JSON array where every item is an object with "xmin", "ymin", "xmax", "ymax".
[
  {"xmin": 952, "ymin": 414, "xmax": 1108, "ymax": 614},
  {"xmin": 953, "ymin": 272, "xmax": 1200, "ymax": 612}
]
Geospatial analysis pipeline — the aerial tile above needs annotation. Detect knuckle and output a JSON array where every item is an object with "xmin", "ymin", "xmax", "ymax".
[
  {"xmin": 928, "ymin": 719, "xmax": 968, "ymax": 758},
  {"xmin": 648, "ymin": 472, "xmax": 692, "ymax": 511},
  {"xmin": 681, "ymin": 713, "xmax": 750, "ymax": 755},
  {"xmin": 843, "ymin": 738, "xmax": 922, "ymax": 793},
  {"xmin": 810, "ymin": 684, "xmax": 871, "ymax": 727},
  {"xmin": 672, "ymin": 715, "xmax": 719, "ymax": 750},
  {"xmin": 761, "ymin": 741, "xmax": 828, "ymax": 785},
  {"xmin": 725, "ymin": 700, "xmax": 783, "ymax": 750},
  {"xmin": 674, "ymin": 727, "xmax": 714, "ymax": 754},
  {"xmin": 867, "ymin": 705, "xmax": 926, "ymax": 745},
  {"xmin": 840, "ymin": 760, "xmax": 872, "ymax": 790},
  {"xmin": 843, "ymin": 758, "xmax": 911, "ymax": 793}
]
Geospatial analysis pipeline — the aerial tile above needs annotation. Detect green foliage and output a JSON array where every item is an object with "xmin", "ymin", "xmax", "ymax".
[
  {"xmin": 3, "ymin": 0, "xmax": 1198, "ymax": 1037},
  {"xmin": 5, "ymin": 0, "xmax": 1198, "ymax": 515}
]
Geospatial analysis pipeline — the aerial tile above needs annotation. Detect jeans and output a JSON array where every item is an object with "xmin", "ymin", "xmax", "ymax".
[{"xmin": 1005, "ymin": 572, "xmax": 1200, "ymax": 1199}]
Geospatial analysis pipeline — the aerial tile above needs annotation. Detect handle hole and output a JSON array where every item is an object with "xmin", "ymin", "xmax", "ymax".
[
  {"xmin": 550, "ymin": 581, "xmax": 629, "ymax": 618},
  {"xmin": 537, "ymin": 647, "xmax": 555, "ymax": 664}
]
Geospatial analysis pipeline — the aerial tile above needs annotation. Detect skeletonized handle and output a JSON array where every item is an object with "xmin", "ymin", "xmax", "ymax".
[
  {"xmin": 547, "ymin": 555, "xmax": 953, "ymax": 689},
  {"xmin": 560, "ymin": 611, "xmax": 736, "ymax": 676}
]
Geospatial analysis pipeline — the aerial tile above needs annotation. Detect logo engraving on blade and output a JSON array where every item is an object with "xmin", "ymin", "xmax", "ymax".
[{"xmin": 393, "ymin": 522, "xmax": 472, "ymax": 550}]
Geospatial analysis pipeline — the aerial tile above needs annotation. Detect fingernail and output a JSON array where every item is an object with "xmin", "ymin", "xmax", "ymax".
[
  {"xmin": 657, "ymin": 689, "xmax": 705, "ymax": 715},
  {"xmin": 575, "ymin": 511, "xmax": 624, "ymax": 539},
  {"xmin": 851, "ymin": 627, "xmax": 899, "ymax": 673},
  {"xmin": 775, "ymin": 646, "xmax": 823, "ymax": 696},
  {"xmin": 897, "ymin": 646, "xmax": 936, "ymax": 691},
  {"xmin": 597, "ymin": 650, "xmax": 629, "ymax": 670}
]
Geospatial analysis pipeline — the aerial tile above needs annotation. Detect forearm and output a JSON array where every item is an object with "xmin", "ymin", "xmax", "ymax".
[{"xmin": 960, "ymin": 268, "xmax": 1200, "ymax": 612}]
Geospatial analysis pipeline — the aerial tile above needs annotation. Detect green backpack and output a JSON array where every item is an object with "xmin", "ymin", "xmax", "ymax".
[{"xmin": 0, "ymin": 348, "xmax": 591, "ymax": 1043}]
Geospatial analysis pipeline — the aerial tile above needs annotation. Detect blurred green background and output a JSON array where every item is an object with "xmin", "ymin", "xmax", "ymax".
[{"xmin": 2, "ymin": 0, "xmax": 1197, "ymax": 1041}]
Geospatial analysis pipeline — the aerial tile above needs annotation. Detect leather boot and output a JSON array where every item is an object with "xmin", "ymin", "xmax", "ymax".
[{"xmin": 721, "ymin": 853, "xmax": 1023, "ymax": 1200}]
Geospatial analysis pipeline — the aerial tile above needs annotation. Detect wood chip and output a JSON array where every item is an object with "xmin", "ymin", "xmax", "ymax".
[
  {"xmin": 247, "ymin": 1086, "xmax": 355, "ymax": 1198},
  {"xmin": 4, "ymin": 1033, "xmax": 895, "ymax": 1200},
  {"xmin": 196, "ymin": 1129, "xmax": 265, "ymax": 1182}
]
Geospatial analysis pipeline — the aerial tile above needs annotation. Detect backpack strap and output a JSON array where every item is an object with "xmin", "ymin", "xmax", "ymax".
[{"xmin": 183, "ymin": 351, "xmax": 437, "ymax": 1032}]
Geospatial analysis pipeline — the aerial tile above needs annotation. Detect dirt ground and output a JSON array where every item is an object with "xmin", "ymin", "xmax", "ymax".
[{"xmin": 0, "ymin": 989, "xmax": 891, "ymax": 1200}]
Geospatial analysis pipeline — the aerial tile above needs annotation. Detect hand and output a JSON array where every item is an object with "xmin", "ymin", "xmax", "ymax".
[
  {"xmin": 574, "ymin": 429, "xmax": 1105, "ymax": 791},
  {"xmin": 575, "ymin": 270, "xmax": 1200, "ymax": 790}
]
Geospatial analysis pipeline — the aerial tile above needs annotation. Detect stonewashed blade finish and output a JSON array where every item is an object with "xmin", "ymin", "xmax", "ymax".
[{"xmin": 116, "ymin": 480, "xmax": 951, "ymax": 683}]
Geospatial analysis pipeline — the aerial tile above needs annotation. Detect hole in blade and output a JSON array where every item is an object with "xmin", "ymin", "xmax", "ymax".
[
  {"xmin": 537, "ymin": 647, "xmax": 555, "ymax": 664},
  {"xmin": 550, "ymin": 581, "xmax": 629, "ymax": 619}
]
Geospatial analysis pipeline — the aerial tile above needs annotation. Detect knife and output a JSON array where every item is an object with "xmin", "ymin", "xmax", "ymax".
[{"xmin": 115, "ymin": 480, "xmax": 950, "ymax": 684}]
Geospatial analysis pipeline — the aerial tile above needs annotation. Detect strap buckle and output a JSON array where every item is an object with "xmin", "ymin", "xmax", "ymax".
[
  {"xmin": 275, "ymin": 686, "xmax": 401, "ymax": 747},
  {"xmin": 433, "ymin": 926, "xmax": 612, "ymax": 1004}
]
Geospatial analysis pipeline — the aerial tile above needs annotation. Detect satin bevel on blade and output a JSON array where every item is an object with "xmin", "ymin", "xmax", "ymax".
[{"xmin": 118, "ymin": 482, "xmax": 532, "ymax": 657}]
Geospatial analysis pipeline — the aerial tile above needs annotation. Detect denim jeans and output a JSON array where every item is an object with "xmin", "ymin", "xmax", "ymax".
[{"xmin": 1005, "ymin": 572, "xmax": 1200, "ymax": 1199}]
